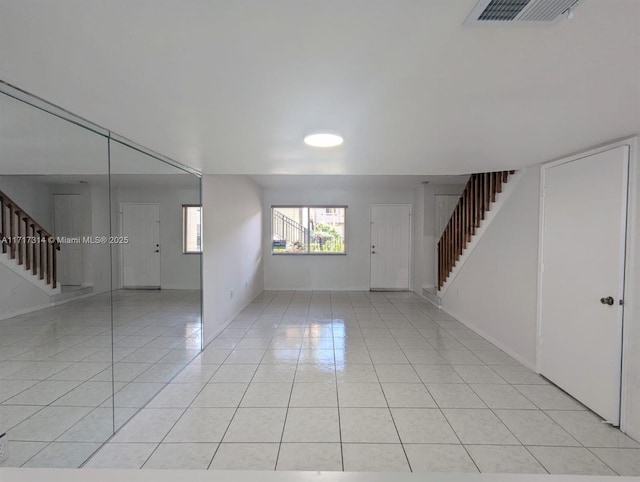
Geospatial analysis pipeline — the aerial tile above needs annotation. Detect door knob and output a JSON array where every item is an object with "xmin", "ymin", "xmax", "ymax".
[{"xmin": 600, "ymin": 296, "xmax": 614, "ymax": 306}]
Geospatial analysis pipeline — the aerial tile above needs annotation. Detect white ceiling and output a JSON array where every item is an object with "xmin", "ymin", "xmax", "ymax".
[
  {"xmin": 7, "ymin": 174, "xmax": 199, "ymax": 190},
  {"xmin": 0, "ymin": 0, "xmax": 639, "ymax": 176},
  {"xmin": 250, "ymin": 174, "xmax": 468, "ymax": 189}
]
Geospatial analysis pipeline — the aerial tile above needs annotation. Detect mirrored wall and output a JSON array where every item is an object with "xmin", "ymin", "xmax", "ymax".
[{"xmin": 0, "ymin": 84, "xmax": 202, "ymax": 467}]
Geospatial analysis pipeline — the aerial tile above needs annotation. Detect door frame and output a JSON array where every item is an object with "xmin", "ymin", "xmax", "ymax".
[
  {"xmin": 369, "ymin": 203, "xmax": 413, "ymax": 291},
  {"xmin": 119, "ymin": 202, "xmax": 161, "ymax": 289},
  {"xmin": 52, "ymin": 193, "xmax": 84, "ymax": 286},
  {"xmin": 536, "ymin": 137, "xmax": 637, "ymax": 434}
]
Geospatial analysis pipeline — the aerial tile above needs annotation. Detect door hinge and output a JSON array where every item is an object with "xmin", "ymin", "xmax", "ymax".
[{"xmin": 619, "ymin": 299, "xmax": 624, "ymax": 306}]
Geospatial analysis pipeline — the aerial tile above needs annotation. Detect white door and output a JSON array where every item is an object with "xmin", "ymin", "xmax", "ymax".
[
  {"xmin": 53, "ymin": 194, "xmax": 83, "ymax": 286},
  {"xmin": 370, "ymin": 204, "xmax": 412, "ymax": 290},
  {"xmin": 540, "ymin": 145, "xmax": 629, "ymax": 424},
  {"xmin": 121, "ymin": 203, "xmax": 160, "ymax": 289}
]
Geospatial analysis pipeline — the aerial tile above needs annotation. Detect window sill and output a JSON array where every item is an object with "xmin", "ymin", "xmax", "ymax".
[{"xmin": 272, "ymin": 252, "xmax": 346, "ymax": 256}]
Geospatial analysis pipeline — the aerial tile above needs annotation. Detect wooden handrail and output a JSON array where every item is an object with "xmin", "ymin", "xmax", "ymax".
[
  {"xmin": 0, "ymin": 190, "xmax": 61, "ymax": 289},
  {"xmin": 437, "ymin": 170, "xmax": 515, "ymax": 290}
]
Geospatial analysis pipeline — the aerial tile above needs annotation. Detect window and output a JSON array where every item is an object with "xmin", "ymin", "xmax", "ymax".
[
  {"xmin": 183, "ymin": 205, "xmax": 202, "ymax": 253},
  {"xmin": 272, "ymin": 206, "xmax": 346, "ymax": 254}
]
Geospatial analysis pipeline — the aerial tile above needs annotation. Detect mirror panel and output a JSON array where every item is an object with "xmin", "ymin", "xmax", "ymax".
[
  {"xmin": 0, "ymin": 91, "xmax": 115, "ymax": 465},
  {"xmin": 108, "ymin": 140, "xmax": 202, "ymax": 429},
  {"xmin": 0, "ymin": 86, "xmax": 202, "ymax": 467}
]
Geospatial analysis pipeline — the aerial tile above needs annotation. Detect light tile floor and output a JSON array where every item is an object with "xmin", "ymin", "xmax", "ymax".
[
  {"xmin": 85, "ymin": 291, "xmax": 640, "ymax": 475},
  {"xmin": 0, "ymin": 289, "xmax": 201, "ymax": 467}
]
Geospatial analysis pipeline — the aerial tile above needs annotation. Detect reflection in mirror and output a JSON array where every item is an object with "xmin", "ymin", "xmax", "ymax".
[
  {"xmin": 0, "ymin": 91, "xmax": 115, "ymax": 466},
  {"xmin": 108, "ymin": 140, "xmax": 202, "ymax": 429}
]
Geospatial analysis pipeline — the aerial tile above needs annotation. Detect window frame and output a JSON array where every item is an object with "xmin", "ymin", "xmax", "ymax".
[
  {"xmin": 182, "ymin": 204, "xmax": 202, "ymax": 254},
  {"xmin": 271, "ymin": 205, "xmax": 347, "ymax": 256}
]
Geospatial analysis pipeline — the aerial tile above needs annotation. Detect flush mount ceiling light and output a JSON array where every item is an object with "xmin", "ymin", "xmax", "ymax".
[{"xmin": 304, "ymin": 132, "xmax": 344, "ymax": 148}]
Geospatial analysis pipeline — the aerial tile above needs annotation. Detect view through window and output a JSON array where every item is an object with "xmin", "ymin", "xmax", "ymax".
[
  {"xmin": 272, "ymin": 206, "xmax": 346, "ymax": 254},
  {"xmin": 183, "ymin": 205, "xmax": 202, "ymax": 253}
]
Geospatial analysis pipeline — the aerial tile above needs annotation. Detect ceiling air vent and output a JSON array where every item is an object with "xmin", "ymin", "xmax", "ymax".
[{"xmin": 464, "ymin": 0, "xmax": 580, "ymax": 26}]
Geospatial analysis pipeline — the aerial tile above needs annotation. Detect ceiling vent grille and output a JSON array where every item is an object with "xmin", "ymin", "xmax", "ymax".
[
  {"xmin": 478, "ymin": 0, "xmax": 531, "ymax": 21},
  {"xmin": 464, "ymin": 0, "xmax": 580, "ymax": 26}
]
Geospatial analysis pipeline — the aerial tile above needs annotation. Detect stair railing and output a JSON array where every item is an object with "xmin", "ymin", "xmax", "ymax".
[
  {"xmin": 437, "ymin": 170, "xmax": 515, "ymax": 290},
  {"xmin": 0, "ymin": 190, "xmax": 61, "ymax": 289},
  {"xmin": 272, "ymin": 210, "xmax": 308, "ymax": 249}
]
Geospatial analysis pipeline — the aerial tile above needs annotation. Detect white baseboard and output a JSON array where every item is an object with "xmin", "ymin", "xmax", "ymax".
[
  {"xmin": 0, "ymin": 303, "xmax": 51, "ymax": 321},
  {"xmin": 161, "ymin": 285, "xmax": 201, "ymax": 290},
  {"xmin": 0, "ymin": 254, "xmax": 60, "ymax": 295},
  {"xmin": 421, "ymin": 288, "xmax": 442, "ymax": 309},
  {"xmin": 441, "ymin": 305, "xmax": 537, "ymax": 372},
  {"xmin": 203, "ymin": 291, "xmax": 262, "ymax": 348}
]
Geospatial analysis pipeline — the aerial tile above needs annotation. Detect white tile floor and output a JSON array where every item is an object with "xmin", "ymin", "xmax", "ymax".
[
  {"xmin": 83, "ymin": 291, "xmax": 640, "ymax": 475},
  {"xmin": 0, "ymin": 289, "xmax": 201, "ymax": 467}
]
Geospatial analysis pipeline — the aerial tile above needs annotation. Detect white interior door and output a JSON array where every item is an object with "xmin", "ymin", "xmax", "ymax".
[
  {"xmin": 370, "ymin": 204, "xmax": 412, "ymax": 290},
  {"xmin": 121, "ymin": 203, "xmax": 160, "ymax": 289},
  {"xmin": 540, "ymin": 145, "xmax": 629, "ymax": 424},
  {"xmin": 53, "ymin": 194, "xmax": 83, "ymax": 286}
]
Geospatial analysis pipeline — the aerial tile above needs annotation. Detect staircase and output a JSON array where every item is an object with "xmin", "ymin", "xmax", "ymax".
[
  {"xmin": 272, "ymin": 210, "xmax": 309, "ymax": 249},
  {"xmin": 437, "ymin": 170, "xmax": 516, "ymax": 291},
  {"xmin": 0, "ymin": 190, "xmax": 61, "ymax": 292}
]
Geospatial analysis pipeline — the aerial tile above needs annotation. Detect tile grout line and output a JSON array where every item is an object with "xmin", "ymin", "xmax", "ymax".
[
  {"xmin": 403, "ymin": 295, "xmax": 483, "ymax": 474},
  {"xmin": 3, "ymin": 290, "xmax": 203, "ymax": 468},
  {"xmin": 584, "ymin": 446, "xmax": 624, "ymax": 476},
  {"xmin": 273, "ymin": 290, "xmax": 305, "ymax": 471},
  {"xmin": 204, "ymin": 292, "xmax": 275, "ymax": 470},
  {"xmin": 84, "ymin": 293, "xmax": 256, "ymax": 469},
  {"xmin": 4, "ymin": 290, "xmax": 640, "ymax": 473},
  {"xmin": 371, "ymin": 292, "xmax": 413, "ymax": 472},
  {"xmin": 333, "ymin": 291, "xmax": 351, "ymax": 472}
]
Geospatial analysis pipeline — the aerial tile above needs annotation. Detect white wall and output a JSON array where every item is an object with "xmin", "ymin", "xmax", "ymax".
[
  {"xmin": 412, "ymin": 185, "xmax": 425, "ymax": 294},
  {"xmin": 114, "ymin": 183, "xmax": 201, "ymax": 290},
  {"xmin": 440, "ymin": 168, "xmax": 539, "ymax": 368},
  {"xmin": 439, "ymin": 143, "xmax": 640, "ymax": 442},
  {"xmin": 0, "ymin": 176, "xmax": 113, "ymax": 295},
  {"xmin": 0, "ymin": 176, "xmax": 54, "ymax": 319},
  {"xmin": 263, "ymin": 186, "xmax": 417, "ymax": 291},
  {"xmin": 90, "ymin": 183, "xmax": 112, "ymax": 294},
  {"xmin": 202, "ymin": 175, "xmax": 264, "ymax": 345},
  {"xmin": 0, "ymin": 263, "xmax": 51, "ymax": 319},
  {"xmin": 423, "ymin": 183, "xmax": 466, "ymax": 290},
  {"xmin": 0, "ymin": 176, "xmax": 52, "ymax": 231}
]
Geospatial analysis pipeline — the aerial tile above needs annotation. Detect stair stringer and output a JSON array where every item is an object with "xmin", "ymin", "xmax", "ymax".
[
  {"xmin": 438, "ymin": 169, "xmax": 525, "ymax": 298},
  {"xmin": 422, "ymin": 287, "xmax": 442, "ymax": 309},
  {"xmin": 0, "ymin": 253, "xmax": 60, "ymax": 295}
]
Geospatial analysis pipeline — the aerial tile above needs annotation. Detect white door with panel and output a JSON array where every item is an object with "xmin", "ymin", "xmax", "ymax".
[
  {"xmin": 53, "ymin": 194, "xmax": 83, "ymax": 286},
  {"xmin": 121, "ymin": 203, "xmax": 161, "ymax": 289},
  {"xmin": 540, "ymin": 145, "xmax": 629, "ymax": 424},
  {"xmin": 370, "ymin": 204, "xmax": 412, "ymax": 290}
]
